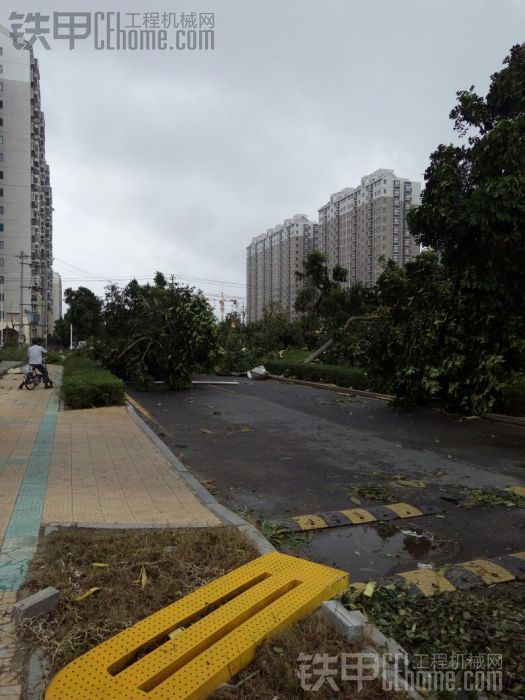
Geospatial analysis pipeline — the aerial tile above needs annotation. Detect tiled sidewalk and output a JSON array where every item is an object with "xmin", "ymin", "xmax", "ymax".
[
  {"xmin": 0, "ymin": 368, "xmax": 221, "ymax": 697},
  {"xmin": 44, "ymin": 406, "xmax": 220, "ymax": 527}
]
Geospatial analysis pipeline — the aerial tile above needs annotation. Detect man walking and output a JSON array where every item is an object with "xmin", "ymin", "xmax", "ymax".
[{"xmin": 26, "ymin": 340, "xmax": 53, "ymax": 388}]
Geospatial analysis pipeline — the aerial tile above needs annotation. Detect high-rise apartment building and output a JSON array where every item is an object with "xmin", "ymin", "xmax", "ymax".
[
  {"xmin": 0, "ymin": 25, "xmax": 54, "ymax": 344},
  {"xmin": 319, "ymin": 169, "xmax": 421, "ymax": 286},
  {"xmin": 246, "ymin": 215, "xmax": 319, "ymax": 323}
]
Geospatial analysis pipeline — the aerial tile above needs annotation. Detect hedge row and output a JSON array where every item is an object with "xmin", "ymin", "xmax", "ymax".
[
  {"xmin": 264, "ymin": 360, "xmax": 368, "ymax": 389},
  {"xmin": 61, "ymin": 355, "xmax": 125, "ymax": 410}
]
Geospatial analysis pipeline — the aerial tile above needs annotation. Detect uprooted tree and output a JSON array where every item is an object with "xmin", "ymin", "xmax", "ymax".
[{"xmin": 92, "ymin": 274, "xmax": 221, "ymax": 389}]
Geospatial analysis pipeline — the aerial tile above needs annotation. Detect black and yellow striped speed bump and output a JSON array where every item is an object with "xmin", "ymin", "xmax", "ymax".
[
  {"xmin": 350, "ymin": 551, "xmax": 525, "ymax": 598},
  {"xmin": 281, "ymin": 499, "xmax": 445, "ymax": 532}
]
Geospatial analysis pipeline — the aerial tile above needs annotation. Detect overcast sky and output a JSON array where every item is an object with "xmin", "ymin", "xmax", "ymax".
[{"xmin": 2, "ymin": 0, "xmax": 523, "ymax": 314}]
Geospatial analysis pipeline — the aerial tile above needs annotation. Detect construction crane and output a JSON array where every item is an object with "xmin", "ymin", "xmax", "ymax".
[{"xmin": 204, "ymin": 292, "xmax": 245, "ymax": 322}]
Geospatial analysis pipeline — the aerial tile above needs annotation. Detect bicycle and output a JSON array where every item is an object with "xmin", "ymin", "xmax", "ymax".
[{"xmin": 20, "ymin": 364, "xmax": 52, "ymax": 390}]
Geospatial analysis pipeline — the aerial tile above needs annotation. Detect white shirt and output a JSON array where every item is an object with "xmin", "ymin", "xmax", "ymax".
[{"xmin": 28, "ymin": 345, "xmax": 46, "ymax": 365}]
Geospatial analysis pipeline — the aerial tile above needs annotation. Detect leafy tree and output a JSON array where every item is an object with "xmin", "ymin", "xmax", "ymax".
[
  {"xmin": 407, "ymin": 44, "xmax": 525, "ymax": 387},
  {"xmin": 50, "ymin": 317, "xmax": 71, "ymax": 348},
  {"xmin": 295, "ymin": 252, "xmax": 372, "ymax": 332},
  {"xmin": 94, "ymin": 275, "xmax": 220, "ymax": 389},
  {"xmin": 369, "ymin": 253, "xmax": 505, "ymax": 412},
  {"xmin": 63, "ymin": 286, "xmax": 103, "ymax": 341},
  {"xmin": 246, "ymin": 304, "xmax": 303, "ymax": 355}
]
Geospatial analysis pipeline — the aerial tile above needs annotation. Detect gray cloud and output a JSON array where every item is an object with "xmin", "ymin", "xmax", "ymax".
[{"xmin": 3, "ymin": 0, "xmax": 523, "ymax": 309}]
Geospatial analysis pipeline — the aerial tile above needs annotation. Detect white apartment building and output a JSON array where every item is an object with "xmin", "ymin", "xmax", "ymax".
[
  {"xmin": 246, "ymin": 215, "xmax": 319, "ymax": 323},
  {"xmin": 0, "ymin": 25, "xmax": 54, "ymax": 344},
  {"xmin": 319, "ymin": 169, "xmax": 421, "ymax": 286}
]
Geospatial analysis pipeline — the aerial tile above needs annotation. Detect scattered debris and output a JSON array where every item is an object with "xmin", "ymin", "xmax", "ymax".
[
  {"xmin": 246, "ymin": 366, "xmax": 269, "ymax": 380},
  {"xmin": 192, "ymin": 381, "xmax": 239, "ymax": 385},
  {"xmin": 459, "ymin": 488, "xmax": 525, "ymax": 509}
]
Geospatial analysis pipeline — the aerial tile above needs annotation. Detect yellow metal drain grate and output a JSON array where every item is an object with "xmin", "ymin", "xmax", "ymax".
[{"xmin": 46, "ymin": 552, "xmax": 348, "ymax": 700}]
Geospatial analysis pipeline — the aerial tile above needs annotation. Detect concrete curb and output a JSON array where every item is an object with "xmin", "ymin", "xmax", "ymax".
[
  {"xmin": 125, "ymin": 399, "xmax": 419, "ymax": 693},
  {"xmin": 269, "ymin": 374, "xmax": 392, "ymax": 401},
  {"xmin": 270, "ymin": 374, "xmax": 525, "ymax": 428}
]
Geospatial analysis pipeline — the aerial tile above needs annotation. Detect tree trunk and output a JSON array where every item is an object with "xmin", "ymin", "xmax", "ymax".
[{"xmin": 303, "ymin": 315, "xmax": 379, "ymax": 364}]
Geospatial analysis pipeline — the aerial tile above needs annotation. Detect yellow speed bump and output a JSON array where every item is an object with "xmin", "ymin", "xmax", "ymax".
[
  {"xmin": 386, "ymin": 502, "xmax": 423, "ymax": 518},
  {"xmin": 504, "ymin": 486, "xmax": 525, "ymax": 497},
  {"xmin": 291, "ymin": 514, "xmax": 329, "ymax": 530},
  {"xmin": 461, "ymin": 559, "xmax": 515, "ymax": 585},
  {"xmin": 397, "ymin": 569, "xmax": 456, "ymax": 597},
  {"xmin": 46, "ymin": 552, "xmax": 348, "ymax": 700},
  {"xmin": 340, "ymin": 508, "xmax": 377, "ymax": 524}
]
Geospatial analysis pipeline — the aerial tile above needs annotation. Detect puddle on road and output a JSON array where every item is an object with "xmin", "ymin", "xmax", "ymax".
[{"xmin": 281, "ymin": 521, "xmax": 457, "ymax": 581}]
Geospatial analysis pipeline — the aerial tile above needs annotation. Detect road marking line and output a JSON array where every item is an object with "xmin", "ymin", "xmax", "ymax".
[
  {"xmin": 125, "ymin": 393, "xmax": 156, "ymax": 423},
  {"xmin": 46, "ymin": 552, "xmax": 348, "ymax": 700},
  {"xmin": 511, "ymin": 551, "xmax": 525, "ymax": 561}
]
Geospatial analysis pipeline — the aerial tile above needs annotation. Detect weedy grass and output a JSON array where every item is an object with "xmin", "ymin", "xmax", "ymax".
[
  {"xmin": 212, "ymin": 613, "xmax": 400, "ymax": 699},
  {"xmin": 18, "ymin": 527, "xmax": 259, "ymax": 686}
]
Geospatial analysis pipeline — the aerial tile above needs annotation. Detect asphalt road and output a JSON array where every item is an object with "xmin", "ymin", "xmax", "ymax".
[{"xmin": 129, "ymin": 377, "xmax": 525, "ymax": 581}]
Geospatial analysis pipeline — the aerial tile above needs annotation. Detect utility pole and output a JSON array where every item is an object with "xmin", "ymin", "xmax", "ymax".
[
  {"xmin": 42, "ymin": 265, "xmax": 48, "ymax": 348},
  {"xmin": 15, "ymin": 251, "xmax": 30, "ymax": 346}
]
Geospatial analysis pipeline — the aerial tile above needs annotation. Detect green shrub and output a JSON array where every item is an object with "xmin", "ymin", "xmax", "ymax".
[
  {"xmin": 493, "ymin": 374, "xmax": 525, "ymax": 416},
  {"xmin": 0, "ymin": 345, "xmax": 27, "ymax": 362},
  {"xmin": 45, "ymin": 350, "xmax": 63, "ymax": 365},
  {"xmin": 264, "ymin": 360, "xmax": 368, "ymax": 389},
  {"xmin": 61, "ymin": 354, "xmax": 125, "ymax": 409}
]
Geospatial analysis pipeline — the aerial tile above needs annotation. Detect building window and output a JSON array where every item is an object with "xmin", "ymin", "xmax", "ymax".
[
  {"xmin": 0, "ymin": 258, "xmax": 4, "ymax": 267},
  {"xmin": 0, "ymin": 172, "xmax": 3, "ymax": 179},
  {"xmin": 0, "ymin": 66, "xmax": 3, "ymax": 73},
  {"xmin": 0, "ymin": 276, "xmax": 4, "ymax": 284},
  {"xmin": 0, "ymin": 118, "xmax": 3, "ymax": 125},
  {"xmin": 0, "ymin": 206, "xmax": 3, "ymax": 214},
  {"xmin": 0, "ymin": 240, "xmax": 3, "ymax": 248},
  {"xmin": 0, "ymin": 189, "xmax": 3, "ymax": 196},
  {"xmin": 0, "ymin": 224, "xmax": 3, "ymax": 232},
  {"xmin": 0, "ymin": 136, "xmax": 3, "ymax": 144},
  {"xmin": 0, "ymin": 154, "xmax": 3, "ymax": 161},
  {"xmin": 0, "ymin": 82, "xmax": 3, "ymax": 92}
]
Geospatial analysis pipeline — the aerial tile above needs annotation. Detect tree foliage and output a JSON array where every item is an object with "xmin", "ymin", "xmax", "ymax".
[
  {"xmin": 62, "ymin": 286, "xmax": 103, "ymax": 342},
  {"xmin": 92, "ymin": 276, "xmax": 220, "ymax": 389},
  {"xmin": 295, "ymin": 251, "xmax": 375, "ymax": 332},
  {"xmin": 395, "ymin": 44, "xmax": 525, "ymax": 412}
]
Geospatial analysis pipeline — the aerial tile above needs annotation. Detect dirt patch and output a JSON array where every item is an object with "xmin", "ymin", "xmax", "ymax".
[{"xmin": 18, "ymin": 526, "xmax": 259, "ymax": 688}]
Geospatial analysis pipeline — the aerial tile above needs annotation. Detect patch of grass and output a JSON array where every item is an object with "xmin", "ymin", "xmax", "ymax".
[
  {"xmin": 213, "ymin": 613, "xmax": 400, "ymax": 699},
  {"xmin": 343, "ymin": 582, "xmax": 525, "ymax": 697},
  {"xmin": 459, "ymin": 488, "xmax": 525, "ymax": 509},
  {"xmin": 18, "ymin": 527, "xmax": 259, "ymax": 685}
]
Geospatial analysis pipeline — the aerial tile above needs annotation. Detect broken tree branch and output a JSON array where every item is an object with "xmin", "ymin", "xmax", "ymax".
[{"xmin": 303, "ymin": 314, "xmax": 380, "ymax": 364}]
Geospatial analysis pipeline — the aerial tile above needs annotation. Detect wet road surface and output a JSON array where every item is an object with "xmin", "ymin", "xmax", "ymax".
[{"xmin": 128, "ymin": 377, "xmax": 525, "ymax": 581}]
